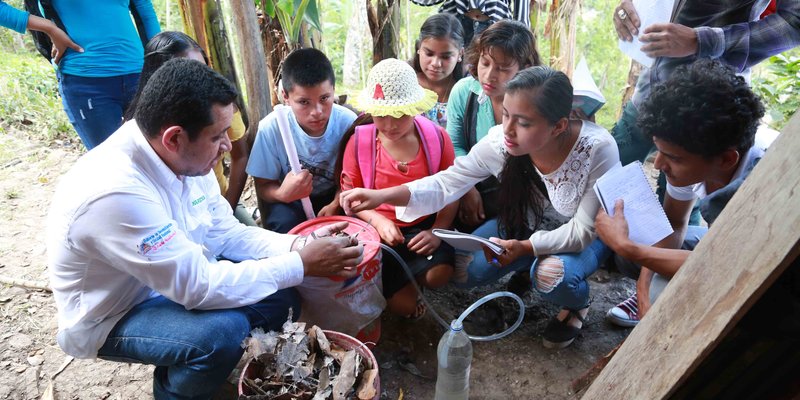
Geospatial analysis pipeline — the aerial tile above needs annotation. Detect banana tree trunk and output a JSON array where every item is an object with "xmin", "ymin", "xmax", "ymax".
[
  {"xmin": 618, "ymin": 60, "xmax": 643, "ymax": 118},
  {"xmin": 298, "ymin": 20, "xmax": 323, "ymax": 49},
  {"xmin": 368, "ymin": 0, "xmax": 401, "ymax": 65},
  {"xmin": 255, "ymin": 5, "xmax": 290, "ymax": 106},
  {"xmin": 546, "ymin": 0, "xmax": 580, "ymax": 77},
  {"xmin": 228, "ymin": 0, "xmax": 272, "ymax": 140},
  {"xmin": 177, "ymin": 0, "xmax": 249, "ymax": 126},
  {"xmin": 344, "ymin": 0, "xmax": 369, "ymax": 88}
]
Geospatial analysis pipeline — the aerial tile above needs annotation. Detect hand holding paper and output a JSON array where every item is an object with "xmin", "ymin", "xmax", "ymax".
[
  {"xmin": 613, "ymin": 0, "xmax": 641, "ymax": 41},
  {"xmin": 432, "ymin": 229, "xmax": 504, "ymax": 255},
  {"xmin": 617, "ymin": 0, "xmax": 676, "ymax": 67},
  {"xmin": 593, "ymin": 161, "xmax": 673, "ymax": 246},
  {"xmin": 594, "ymin": 199, "xmax": 634, "ymax": 252},
  {"xmin": 274, "ymin": 105, "xmax": 315, "ymax": 220},
  {"xmin": 639, "ymin": 23, "xmax": 698, "ymax": 58},
  {"xmin": 278, "ymin": 169, "xmax": 313, "ymax": 203}
]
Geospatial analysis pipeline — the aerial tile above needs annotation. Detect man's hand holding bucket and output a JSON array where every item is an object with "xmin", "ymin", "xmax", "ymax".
[{"xmin": 293, "ymin": 221, "xmax": 364, "ymax": 278}]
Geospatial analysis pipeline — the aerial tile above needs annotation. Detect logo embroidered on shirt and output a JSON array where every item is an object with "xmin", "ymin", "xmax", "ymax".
[
  {"xmin": 138, "ymin": 223, "xmax": 177, "ymax": 255},
  {"xmin": 191, "ymin": 195, "xmax": 206, "ymax": 206}
]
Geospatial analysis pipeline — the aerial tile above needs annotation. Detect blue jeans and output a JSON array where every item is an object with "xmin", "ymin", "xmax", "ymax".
[
  {"xmin": 455, "ymin": 13, "xmax": 492, "ymax": 47},
  {"xmin": 614, "ymin": 225, "xmax": 708, "ymax": 281},
  {"xmin": 57, "ymin": 72, "xmax": 140, "ymax": 150},
  {"xmin": 263, "ymin": 189, "xmax": 336, "ymax": 233},
  {"xmin": 97, "ymin": 289, "xmax": 300, "ymax": 400},
  {"xmin": 264, "ymin": 201, "xmax": 307, "ymax": 234},
  {"xmin": 454, "ymin": 219, "xmax": 611, "ymax": 310},
  {"xmin": 611, "ymin": 101, "xmax": 652, "ymax": 166}
]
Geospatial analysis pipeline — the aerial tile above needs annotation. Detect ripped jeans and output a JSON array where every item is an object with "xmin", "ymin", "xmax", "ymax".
[
  {"xmin": 58, "ymin": 71, "xmax": 140, "ymax": 150},
  {"xmin": 453, "ymin": 218, "xmax": 611, "ymax": 310}
]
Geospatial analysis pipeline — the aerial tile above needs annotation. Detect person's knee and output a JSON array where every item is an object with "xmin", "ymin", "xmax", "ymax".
[
  {"xmin": 386, "ymin": 284, "xmax": 418, "ymax": 316},
  {"xmin": 534, "ymin": 256, "xmax": 565, "ymax": 294},
  {"xmin": 200, "ymin": 311, "xmax": 251, "ymax": 363},
  {"xmin": 423, "ymin": 263, "xmax": 453, "ymax": 288}
]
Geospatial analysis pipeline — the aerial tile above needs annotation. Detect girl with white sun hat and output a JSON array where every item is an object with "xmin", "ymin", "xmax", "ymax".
[{"xmin": 340, "ymin": 58, "xmax": 459, "ymax": 320}]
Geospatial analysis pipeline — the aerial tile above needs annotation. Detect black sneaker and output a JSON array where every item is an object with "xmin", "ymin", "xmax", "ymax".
[
  {"xmin": 506, "ymin": 271, "xmax": 532, "ymax": 298},
  {"xmin": 542, "ymin": 309, "xmax": 586, "ymax": 349}
]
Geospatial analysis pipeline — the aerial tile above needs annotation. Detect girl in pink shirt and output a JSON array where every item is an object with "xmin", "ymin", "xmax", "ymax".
[{"xmin": 341, "ymin": 58, "xmax": 458, "ymax": 319}]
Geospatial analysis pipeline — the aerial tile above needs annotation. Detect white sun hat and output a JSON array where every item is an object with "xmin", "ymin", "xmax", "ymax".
[{"xmin": 352, "ymin": 58, "xmax": 437, "ymax": 118}]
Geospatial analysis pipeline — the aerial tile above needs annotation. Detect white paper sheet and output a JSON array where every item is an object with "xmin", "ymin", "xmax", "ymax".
[
  {"xmin": 617, "ymin": 0, "xmax": 676, "ymax": 68},
  {"xmin": 274, "ymin": 105, "xmax": 316, "ymax": 221},
  {"xmin": 572, "ymin": 58, "xmax": 606, "ymax": 117},
  {"xmin": 432, "ymin": 229, "xmax": 504, "ymax": 255}
]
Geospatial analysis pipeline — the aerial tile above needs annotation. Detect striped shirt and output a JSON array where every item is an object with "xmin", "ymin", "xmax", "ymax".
[{"xmin": 410, "ymin": 0, "xmax": 530, "ymax": 27}]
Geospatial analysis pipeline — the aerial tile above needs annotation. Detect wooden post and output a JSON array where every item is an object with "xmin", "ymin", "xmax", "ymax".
[
  {"xmin": 582, "ymin": 110, "xmax": 800, "ymax": 399},
  {"xmin": 177, "ymin": 0, "xmax": 249, "ymax": 126},
  {"xmin": 369, "ymin": 0, "xmax": 400, "ymax": 65}
]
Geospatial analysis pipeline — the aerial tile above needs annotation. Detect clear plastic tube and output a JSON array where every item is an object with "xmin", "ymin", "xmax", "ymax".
[
  {"xmin": 377, "ymin": 243, "xmax": 525, "ymax": 342},
  {"xmin": 456, "ymin": 291, "xmax": 525, "ymax": 342}
]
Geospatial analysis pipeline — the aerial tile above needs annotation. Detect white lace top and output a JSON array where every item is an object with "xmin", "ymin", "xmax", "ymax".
[{"xmin": 397, "ymin": 121, "xmax": 619, "ymax": 256}]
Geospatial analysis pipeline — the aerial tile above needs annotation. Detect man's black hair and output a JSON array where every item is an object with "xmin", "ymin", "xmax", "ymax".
[
  {"xmin": 638, "ymin": 59, "xmax": 765, "ymax": 158},
  {"xmin": 281, "ymin": 48, "xmax": 335, "ymax": 93},
  {"xmin": 134, "ymin": 58, "xmax": 237, "ymax": 141}
]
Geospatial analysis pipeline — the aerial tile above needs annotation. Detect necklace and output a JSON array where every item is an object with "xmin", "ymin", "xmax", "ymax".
[{"xmin": 395, "ymin": 161, "xmax": 409, "ymax": 174}]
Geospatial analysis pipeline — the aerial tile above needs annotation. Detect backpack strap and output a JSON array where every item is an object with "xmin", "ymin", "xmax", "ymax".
[
  {"xmin": 25, "ymin": 0, "xmax": 64, "ymax": 61},
  {"xmin": 462, "ymin": 91, "xmax": 480, "ymax": 151},
  {"xmin": 414, "ymin": 115, "xmax": 444, "ymax": 176},
  {"xmin": 354, "ymin": 123, "xmax": 377, "ymax": 190},
  {"xmin": 356, "ymin": 118, "xmax": 443, "ymax": 190}
]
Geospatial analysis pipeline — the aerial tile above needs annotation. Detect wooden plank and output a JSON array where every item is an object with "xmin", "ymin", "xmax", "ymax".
[{"xmin": 582, "ymin": 110, "xmax": 800, "ymax": 399}]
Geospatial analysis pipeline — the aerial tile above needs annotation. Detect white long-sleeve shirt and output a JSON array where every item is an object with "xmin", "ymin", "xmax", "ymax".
[
  {"xmin": 46, "ymin": 120, "xmax": 305, "ymax": 359},
  {"xmin": 397, "ymin": 122, "xmax": 619, "ymax": 256}
]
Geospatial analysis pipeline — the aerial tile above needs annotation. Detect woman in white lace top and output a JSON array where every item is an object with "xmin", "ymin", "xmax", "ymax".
[{"xmin": 341, "ymin": 66, "xmax": 619, "ymax": 348}]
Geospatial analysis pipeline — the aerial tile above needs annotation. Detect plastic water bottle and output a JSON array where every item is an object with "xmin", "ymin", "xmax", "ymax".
[{"xmin": 435, "ymin": 320, "xmax": 473, "ymax": 400}]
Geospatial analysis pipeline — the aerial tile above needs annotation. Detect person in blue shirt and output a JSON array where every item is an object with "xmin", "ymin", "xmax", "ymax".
[
  {"xmin": 247, "ymin": 48, "xmax": 357, "ymax": 233},
  {"xmin": 0, "ymin": 0, "xmax": 160, "ymax": 150}
]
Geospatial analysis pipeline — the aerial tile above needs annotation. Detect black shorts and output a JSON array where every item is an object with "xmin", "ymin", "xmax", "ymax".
[{"xmin": 381, "ymin": 216, "xmax": 455, "ymax": 299}]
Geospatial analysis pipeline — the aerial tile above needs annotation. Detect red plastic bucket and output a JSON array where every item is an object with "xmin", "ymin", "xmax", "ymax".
[
  {"xmin": 289, "ymin": 216, "xmax": 383, "ymax": 344},
  {"xmin": 238, "ymin": 330, "xmax": 380, "ymax": 399},
  {"xmin": 289, "ymin": 216, "xmax": 381, "ymax": 281}
]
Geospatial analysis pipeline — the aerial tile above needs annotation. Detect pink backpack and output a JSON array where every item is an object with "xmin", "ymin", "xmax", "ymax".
[{"xmin": 354, "ymin": 115, "xmax": 444, "ymax": 189}]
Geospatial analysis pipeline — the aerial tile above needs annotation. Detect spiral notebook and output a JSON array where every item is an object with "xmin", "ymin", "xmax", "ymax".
[
  {"xmin": 593, "ymin": 161, "xmax": 673, "ymax": 246},
  {"xmin": 432, "ymin": 229, "xmax": 504, "ymax": 255}
]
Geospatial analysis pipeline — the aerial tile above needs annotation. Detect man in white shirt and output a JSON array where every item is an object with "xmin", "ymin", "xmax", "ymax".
[
  {"xmin": 594, "ymin": 59, "xmax": 770, "ymax": 325},
  {"xmin": 46, "ymin": 58, "xmax": 363, "ymax": 400}
]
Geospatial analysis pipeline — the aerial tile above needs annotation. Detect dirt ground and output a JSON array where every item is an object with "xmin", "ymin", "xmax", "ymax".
[{"xmin": 0, "ymin": 128, "xmax": 636, "ymax": 399}]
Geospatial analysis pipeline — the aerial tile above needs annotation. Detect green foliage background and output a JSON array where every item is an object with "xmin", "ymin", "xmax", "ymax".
[{"xmin": 0, "ymin": 0, "xmax": 797, "ymax": 143}]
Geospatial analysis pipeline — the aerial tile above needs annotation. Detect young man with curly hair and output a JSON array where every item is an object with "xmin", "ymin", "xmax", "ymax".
[{"xmin": 594, "ymin": 59, "xmax": 772, "ymax": 322}]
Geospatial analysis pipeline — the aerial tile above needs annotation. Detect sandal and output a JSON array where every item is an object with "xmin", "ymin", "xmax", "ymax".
[
  {"xmin": 403, "ymin": 295, "xmax": 427, "ymax": 320},
  {"xmin": 542, "ymin": 308, "xmax": 587, "ymax": 349}
]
